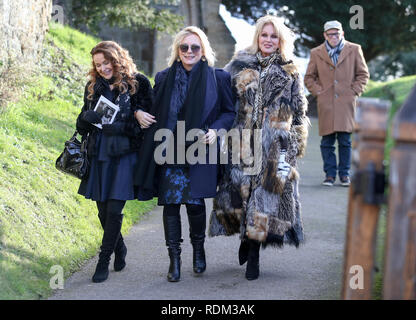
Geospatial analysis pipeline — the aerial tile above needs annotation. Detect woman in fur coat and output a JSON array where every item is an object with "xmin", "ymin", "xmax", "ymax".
[{"xmin": 209, "ymin": 15, "xmax": 310, "ymax": 280}]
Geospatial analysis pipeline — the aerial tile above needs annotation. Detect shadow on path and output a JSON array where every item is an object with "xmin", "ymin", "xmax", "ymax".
[{"xmin": 50, "ymin": 118, "xmax": 349, "ymax": 300}]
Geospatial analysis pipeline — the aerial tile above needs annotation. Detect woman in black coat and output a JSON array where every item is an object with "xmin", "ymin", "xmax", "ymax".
[
  {"xmin": 134, "ymin": 26, "xmax": 235, "ymax": 282},
  {"xmin": 76, "ymin": 41, "xmax": 152, "ymax": 283}
]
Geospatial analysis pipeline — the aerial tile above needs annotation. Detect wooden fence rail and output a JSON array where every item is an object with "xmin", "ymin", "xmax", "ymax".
[
  {"xmin": 342, "ymin": 85, "xmax": 416, "ymax": 300},
  {"xmin": 342, "ymin": 97, "xmax": 390, "ymax": 299},
  {"xmin": 384, "ymin": 85, "xmax": 416, "ymax": 299}
]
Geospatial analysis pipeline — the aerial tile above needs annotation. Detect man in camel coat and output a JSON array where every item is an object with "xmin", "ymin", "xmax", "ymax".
[{"xmin": 304, "ymin": 20, "xmax": 369, "ymax": 187}]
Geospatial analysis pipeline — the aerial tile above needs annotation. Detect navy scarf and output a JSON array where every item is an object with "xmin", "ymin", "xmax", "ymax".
[
  {"xmin": 325, "ymin": 37, "xmax": 345, "ymax": 65},
  {"xmin": 134, "ymin": 59, "xmax": 208, "ymax": 191}
]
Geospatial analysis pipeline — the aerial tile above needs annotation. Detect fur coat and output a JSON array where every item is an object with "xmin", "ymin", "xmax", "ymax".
[{"xmin": 208, "ymin": 50, "xmax": 310, "ymax": 248}]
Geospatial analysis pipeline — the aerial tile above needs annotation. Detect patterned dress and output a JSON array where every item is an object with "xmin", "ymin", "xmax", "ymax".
[{"xmin": 156, "ymin": 64, "xmax": 204, "ymax": 206}]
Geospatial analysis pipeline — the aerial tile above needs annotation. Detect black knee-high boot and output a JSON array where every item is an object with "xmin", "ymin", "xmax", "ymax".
[
  {"xmin": 163, "ymin": 205, "xmax": 182, "ymax": 282},
  {"xmin": 245, "ymin": 239, "xmax": 260, "ymax": 280},
  {"xmin": 186, "ymin": 204, "xmax": 206, "ymax": 274},
  {"xmin": 113, "ymin": 234, "xmax": 127, "ymax": 272},
  {"xmin": 97, "ymin": 202, "xmax": 127, "ymax": 272},
  {"xmin": 92, "ymin": 200, "xmax": 125, "ymax": 283}
]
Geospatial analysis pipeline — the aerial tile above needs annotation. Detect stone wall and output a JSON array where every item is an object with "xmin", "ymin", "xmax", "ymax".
[
  {"xmin": 38, "ymin": 0, "xmax": 235, "ymax": 76},
  {"xmin": 96, "ymin": 25, "xmax": 155, "ymax": 76},
  {"xmin": 0, "ymin": 0, "xmax": 52, "ymax": 64},
  {"xmin": 152, "ymin": 0, "xmax": 236, "ymax": 75},
  {"xmin": 201, "ymin": 0, "xmax": 236, "ymax": 69}
]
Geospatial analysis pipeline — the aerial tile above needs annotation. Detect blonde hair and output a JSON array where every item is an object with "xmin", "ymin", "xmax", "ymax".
[
  {"xmin": 167, "ymin": 26, "xmax": 216, "ymax": 67},
  {"xmin": 247, "ymin": 15, "xmax": 295, "ymax": 62},
  {"xmin": 87, "ymin": 41, "xmax": 138, "ymax": 100}
]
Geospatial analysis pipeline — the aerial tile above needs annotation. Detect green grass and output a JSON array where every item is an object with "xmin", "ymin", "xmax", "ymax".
[
  {"xmin": 46, "ymin": 23, "xmax": 99, "ymax": 67},
  {"xmin": 363, "ymin": 75, "xmax": 416, "ymax": 161},
  {"xmin": 362, "ymin": 75, "xmax": 416, "ymax": 299},
  {"xmin": 0, "ymin": 23, "xmax": 157, "ymax": 300}
]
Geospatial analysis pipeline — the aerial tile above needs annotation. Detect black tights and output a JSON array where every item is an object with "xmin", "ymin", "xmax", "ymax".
[
  {"xmin": 96, "ymin": 199, "xmax": 126, "ymax": 226},
  {"xmin": 163, "ymin": 203, "xmax": 206, "ymax": 217}
]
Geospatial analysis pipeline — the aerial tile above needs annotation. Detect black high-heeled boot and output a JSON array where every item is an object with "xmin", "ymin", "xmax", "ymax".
[
  {"xmin": 92, "ymin": 212, "xmax": 124, "ymax": 283},
  {"xmin": 167, "ymin": 246, "xmax": 181, "ymax": 282},
  {"xmin": 245, "ymin": 239, "xmax": 260, "ymax": 280},
  {"xmin": 187, "ymin": 208, "xmax": 206, "ymax": 274},
  {"xmin": 97, "ymin": 203, "xmax": 126, "ymax": 272},
  {"xmin": 114, "ymin": 235, "xmax": 127, "ymax": 272},
  {"xmin": 163, "ymin": 214, "xmax": 182, "ymax": 282}
]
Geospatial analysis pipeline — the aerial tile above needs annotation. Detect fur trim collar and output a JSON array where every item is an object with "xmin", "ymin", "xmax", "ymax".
[{"xmin": 225, "ymin": 50, "xmax": 299, "ymax": 80}]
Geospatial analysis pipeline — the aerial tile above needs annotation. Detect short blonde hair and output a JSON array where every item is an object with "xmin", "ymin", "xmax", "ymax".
[
  {"xmin": 167, "ymin": 26, "xmax": 216, "ymax": 67},
  {"xmin": 247, "ymin": 15, "xmax": 295, "ymax": 62}
]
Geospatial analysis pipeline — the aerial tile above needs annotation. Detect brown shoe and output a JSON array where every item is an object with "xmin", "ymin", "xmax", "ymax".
[{"xmin": 340, "ymin": 176, "xmax": 351, "ymax": 187}]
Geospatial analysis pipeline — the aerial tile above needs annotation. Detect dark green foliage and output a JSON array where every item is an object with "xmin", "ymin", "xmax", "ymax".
[
  {"xmin": 369, "ymin": 51, "xmax": 416, "ymax": 81},
  {"xmin": 60, "ymin": 0, "xmax": 183, "ymax": 35},
  {"xmin": 223, "ymin": 0, "xmax": 416, "ymax": 62}
]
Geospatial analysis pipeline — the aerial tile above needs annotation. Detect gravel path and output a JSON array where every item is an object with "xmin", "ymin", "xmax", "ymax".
[{"xmin": 50, "ymin": 118, "xmax": 349, "ymax": 300}]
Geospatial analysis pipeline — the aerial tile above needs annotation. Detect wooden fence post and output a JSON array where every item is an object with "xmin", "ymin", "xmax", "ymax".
[
  {"xmin": 384, "ymin": 85, "xmax": 416, "ymax": 300},
  {"xmin": 342, "ymin": 97, "xmax": 390, "ymax": 299}
]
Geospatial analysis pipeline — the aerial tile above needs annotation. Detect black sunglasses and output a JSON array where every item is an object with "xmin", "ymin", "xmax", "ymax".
[{"xmin": 179, "ymin": 44, "xmax": 201, "ymax": 54}]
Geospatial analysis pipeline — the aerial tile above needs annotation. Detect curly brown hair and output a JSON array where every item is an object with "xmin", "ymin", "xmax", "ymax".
[{"xmin": 87, "ymin": 41, "xmax": 138, "ymax": 100}]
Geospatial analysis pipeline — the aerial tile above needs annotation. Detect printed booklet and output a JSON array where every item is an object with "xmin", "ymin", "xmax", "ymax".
[{"xmin": 93, "ymin": 95, "xmax": 120, "ymax": 129}]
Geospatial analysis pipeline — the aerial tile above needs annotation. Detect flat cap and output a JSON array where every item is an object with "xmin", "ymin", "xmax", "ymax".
[{"xmin": 324, "ymin": 20, "xmax": 343, "ymax": 31}]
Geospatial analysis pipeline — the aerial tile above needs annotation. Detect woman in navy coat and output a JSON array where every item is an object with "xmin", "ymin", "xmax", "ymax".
[{"xmin": 134, "ymin": 26, "xmax": 235, "ymax": 282}]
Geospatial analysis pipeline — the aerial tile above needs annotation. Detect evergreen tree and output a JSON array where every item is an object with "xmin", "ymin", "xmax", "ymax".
[
  {"xmin": 223, "ymin": 0, "xmax": 416, "ymax": 62},
  {"xmin": 59, "ymin": 0, "xmax": 183, "ymax": 34}
]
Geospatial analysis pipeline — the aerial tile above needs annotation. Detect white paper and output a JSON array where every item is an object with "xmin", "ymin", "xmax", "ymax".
[{"xmin": 93, "ymin": 95, "xmax": 120, "ymax": 129}]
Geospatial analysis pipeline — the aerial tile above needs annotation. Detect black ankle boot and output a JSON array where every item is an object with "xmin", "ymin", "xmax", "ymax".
[
  {"xmin": 187, "ymin": 210, "xmax": 207, "ymax": 274},
  {"xmin": 245, "ymin": 240, "xmax": 260, "ymax": 280},
  {"xmin": 92, "ymin": 213, "xmax": 123, "ymax": 283},
  {"xmin": 92, "ymin": 254, "xmax": 110, "ymax": 283},
  {"xmin": 163, "ymin": 214, "xmax": 182, "ymax": 282},
  {"xmin": 191, "ymin": 241, "xmax": 206, "ymax": 274},
  {"xmin": 238, "ymin": 240, "xmax": 250, "ymax": 265},
  {"xmin": 114, "ymin": 236, "xmax": 127, "ymax": 272}
]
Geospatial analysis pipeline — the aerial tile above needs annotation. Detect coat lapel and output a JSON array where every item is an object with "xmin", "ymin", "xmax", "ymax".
[
  {"xmin": 336, "ymin": 41, "xmax": 352, "ymax": 66},
  {"xmin": 316, "ymin": 44, "xmax": 335, "ymax": 67},
  {"xmin": 201, "ymin": 68, "xmax": 218, "ymax": 125}
]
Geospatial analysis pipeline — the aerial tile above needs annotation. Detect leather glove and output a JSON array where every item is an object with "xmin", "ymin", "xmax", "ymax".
[
  {"xmin": 81, "ymin": 110, "xmax": 101, "ymax": 124},
  {"xmin": 102, "ymin": 122, "xmax": 125, "ymax": 136}
]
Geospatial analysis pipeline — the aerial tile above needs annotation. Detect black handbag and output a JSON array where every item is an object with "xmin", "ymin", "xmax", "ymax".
[{"xmin": 55, "ymin": 130, "xmax": 89, "ymax": 179}]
